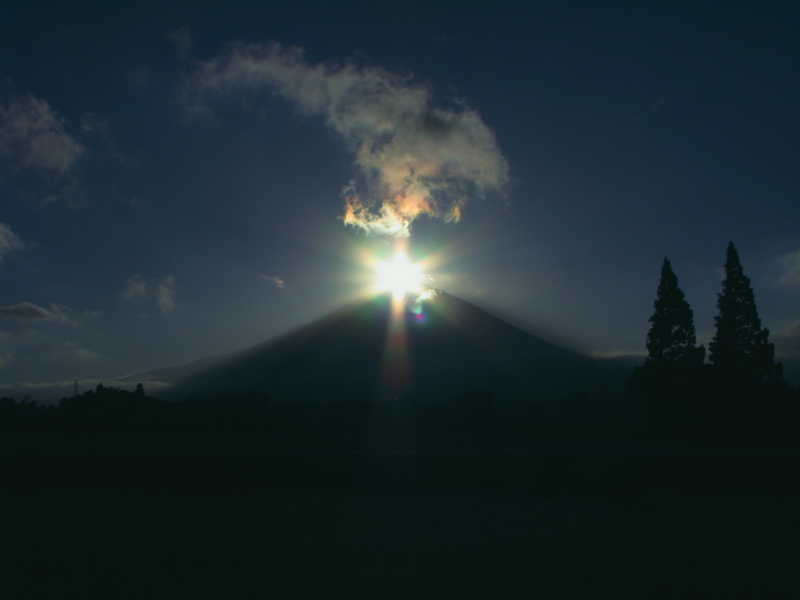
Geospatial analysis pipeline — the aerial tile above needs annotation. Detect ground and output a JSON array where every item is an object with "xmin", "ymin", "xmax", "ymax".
[{"xmin": 1, "ymin": 441, "xmax": 798, "ymax": 598}]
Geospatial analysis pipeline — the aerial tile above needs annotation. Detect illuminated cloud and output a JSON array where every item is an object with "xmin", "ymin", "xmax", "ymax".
[
  {"xmin": 184, "ymin": 41, "xmax": 509, "ymax": 236},
  {"xmin": 258, "ymin": 274, "xmax": 285, "ymax": 289},
  {"xmin": 122, "ymin": 274, "xmax": 177, "ymax": 314},
  {"xmin": 0, "ymin": 223, "xmax": 24, "ymax": 262},
  {"xmin": 0, "ymin": 85, "xmax": 84, "ymax": 176}
]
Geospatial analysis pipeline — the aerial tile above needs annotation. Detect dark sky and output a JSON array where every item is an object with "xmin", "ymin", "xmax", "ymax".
[{"xmin": 1, "ymin": 0, "xmax": 799, "ymax": 397}]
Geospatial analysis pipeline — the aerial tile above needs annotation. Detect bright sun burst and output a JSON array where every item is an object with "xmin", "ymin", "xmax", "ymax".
[{"xmin": 375, "ymin": 251, "xmax": 423, "ymax": 300}]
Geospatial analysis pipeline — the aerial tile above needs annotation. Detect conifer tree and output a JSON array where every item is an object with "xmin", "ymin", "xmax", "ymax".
[
  {"xmin": 630, "ymin": 257, "xmax": 706, "ymax": 438},
  {"xmin": 645, "ymin": 258, "xmax": 705, "ymax": 367},
  {"xmin": 708, "ymin": 242, "xmax": 781, "ymax": 383}
]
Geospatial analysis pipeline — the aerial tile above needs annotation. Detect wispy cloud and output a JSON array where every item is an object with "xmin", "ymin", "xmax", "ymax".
[
  {"xmin": 0, "ymin": 84, "xmax": 84, "ymax": 177},
  {"xmin": 258, "ymin": 274, "xmax": 285, "ymax": 289},
  {"xmin": 0, "ymin": 222, "xmax": 24, "ymax": 262},
  {"xmin": 122, "ymin": 274, "xmax": 177, "ymax": 314},
  {"xmin": 182, "ymin": 41, "xmax": 509, "ymax": 237},
  {"xmin": 122, "ymin": 274, "xmax": 149, "ymax": 300},
  {"xmin": 155, "ymin": 276, "xmax": 177, "ymax": 313},
  {"xmin": 0, "ymin": 81, "xmax": 131, "ymax": 206},
  {"xmin": 0, "ymin": 301, "xmax": 76, "ymax": 324}
]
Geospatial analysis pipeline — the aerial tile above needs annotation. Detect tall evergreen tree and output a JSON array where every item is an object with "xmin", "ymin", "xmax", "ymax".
[
  {"xmin": 629, "ymin": 257, "xmax": 706, "ymax": 438},
  {"xmin": 708, "ymin": 242, "xmax": 781, "ymax": 383},
  {"xmin": 645, "ymin": 258, "xmax": 705, "ymax": 367}
]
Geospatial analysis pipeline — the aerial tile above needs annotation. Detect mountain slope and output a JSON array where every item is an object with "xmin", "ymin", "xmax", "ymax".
[{"xmin": 154, "ymin": 291, "xmax": 625, "ymax": 403}]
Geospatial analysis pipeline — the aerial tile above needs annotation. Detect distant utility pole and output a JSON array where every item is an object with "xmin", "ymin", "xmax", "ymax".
[{"xmin": 73, "ymin": 380, "xmax": 78, "ymax": 398}]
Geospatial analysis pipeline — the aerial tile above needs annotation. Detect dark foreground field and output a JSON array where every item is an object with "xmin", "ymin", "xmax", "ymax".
[{"xmin": 2, "ymin": 440, "xmax": 799, "ymax": 598}]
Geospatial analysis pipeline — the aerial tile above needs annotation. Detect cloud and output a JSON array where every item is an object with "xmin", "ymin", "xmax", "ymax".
[
  {"xmin": 0, "ymin": 301, "xmax": 76, "ymax": 324},
  {"xmin": 155, "ymin": 276, "xmax": 177, "ymax": 313},
  {"xmin": 0, "ymin": 301, "xmax": 51, "ymax": 321},
  {"xmin": 258, "ymin": 274, "xmax": 285, "ymax": 289},
  {"xmin": 0, "ymin": 352, "xmax": 13, "ymax": 368},
  {"xmin": 778, "ymin": 249, "xmax": 800, "ymax": 286},
  {"xmin": 122, "ymin": 274, "xmax": 177, "ymax": 314},
  {"xmin": 79, "ymin": 112, "xmax": 109, "ymax": 137},
  {"xmin": 183, "ymin": 41, "xmax": 509, "ymax": 237},
  {"xmin": 0, "ymin": 222, "xmax": 24, "ymax": 262},
  {"xmin": 0, "ymin": 85, "xmax": 84, "ymax": 176},
  {"xmin": 122, "ymin": 274, "xmax": 149, "ymax": 300},
  {"xmin": 774, "ymin": 321, "xmax": 800, "ymax": 358}
]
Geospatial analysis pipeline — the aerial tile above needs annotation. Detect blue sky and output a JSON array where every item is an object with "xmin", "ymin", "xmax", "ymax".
[{"xmin": 1, "ymin": 1, "xmax": 799, "ymax": 398}]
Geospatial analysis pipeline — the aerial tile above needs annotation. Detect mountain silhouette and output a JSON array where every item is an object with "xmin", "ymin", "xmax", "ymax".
[{"xmin": 135, "ymin": 291, "xmax": 626, "ymax": 403}]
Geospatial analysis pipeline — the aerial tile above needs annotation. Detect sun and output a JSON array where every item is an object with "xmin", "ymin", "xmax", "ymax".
[{"xmin": 375, "ymin": 251, "xmax": 423, "ymax": 300}]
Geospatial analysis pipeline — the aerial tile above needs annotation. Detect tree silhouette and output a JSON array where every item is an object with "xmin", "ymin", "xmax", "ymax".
[
  {"xmin": 629, "ymin": 257, "xmax": 707, "ymax": 438},
  {"xmin": 708, "ymin": 242, "xmax": 782, "ymax": 384},
  {"xmin": 645, "ymin": 258, "xmax": 705, "ymax": 367}
]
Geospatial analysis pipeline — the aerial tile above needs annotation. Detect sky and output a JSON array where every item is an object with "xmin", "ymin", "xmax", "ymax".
[{"xmin": 1, "ymin": 0, "xmax": 799, "ymax": 398}]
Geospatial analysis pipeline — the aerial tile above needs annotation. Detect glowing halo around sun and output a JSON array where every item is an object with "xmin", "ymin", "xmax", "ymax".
[{"xmin": 375, "ymin": 251, "xmax": 423, "ymax": 300}]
